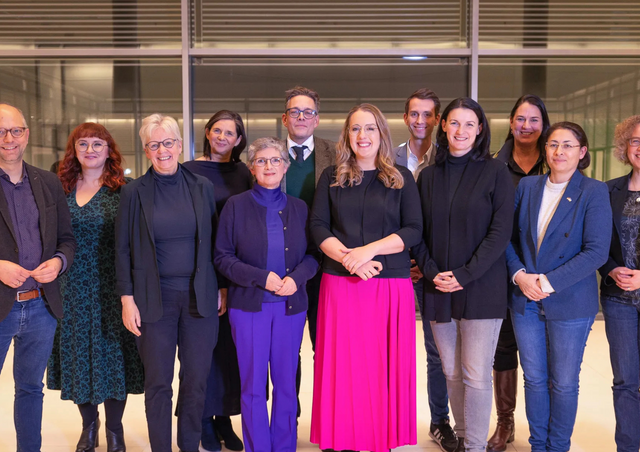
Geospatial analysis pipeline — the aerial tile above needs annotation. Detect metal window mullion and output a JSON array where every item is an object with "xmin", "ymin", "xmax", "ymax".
[
  {"xmin": 181, "ymin": 0, "xmax": 193, "ymax": 161},
  {"xmin": 470, "ymin": 0, "xmax": 479, "ymax": 100}
]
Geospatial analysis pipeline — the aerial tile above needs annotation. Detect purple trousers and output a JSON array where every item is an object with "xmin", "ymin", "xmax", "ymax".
[{"xmin": 229, "ymin": 302, "xmax": 306, "ymax": 452}]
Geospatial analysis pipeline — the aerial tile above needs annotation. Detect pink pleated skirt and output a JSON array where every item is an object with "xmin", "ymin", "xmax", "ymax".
[{"xmin": 310, "ymin": 273, "xmax": 417, "ymax": 452}]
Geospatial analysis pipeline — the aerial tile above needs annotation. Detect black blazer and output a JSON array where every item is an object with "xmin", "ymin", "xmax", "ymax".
[
  {"xmin": 115, "ymin": 166, "xmax": 219, "ymax": 323},
  {"xmin": 0, "ymin": 163, "xmax": 76, "ymax": 321},
  {"xmin": 415, "ymin": 158, "xmax": 514, "ymax": 322},
  {"xmin": 600, "ymin": 172, "xmax": 634, "ymax": 298}
]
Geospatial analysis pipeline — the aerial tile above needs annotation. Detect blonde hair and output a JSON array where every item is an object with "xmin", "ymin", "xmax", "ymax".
[
  {"xmin": 332, "ymin": 103, "xmax": 404, "ymax": 189},
  {"xmin": 139, "ymin": 113, "xmax": 182, "ymax": 147},
  {"xmin": 613, "ymin": 115, "xmax": 640, "ymax": 165}
]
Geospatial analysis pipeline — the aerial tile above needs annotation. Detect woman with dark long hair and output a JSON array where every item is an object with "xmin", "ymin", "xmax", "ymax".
[
  {"xmin": 47, "ymin": 122, "xmax": 144, "ymax": 452},
  {"xmin": 416, "ymin": 97, "xmax": 515, "ymax": 452},
  {"xmin": 182, "ymin": 110, "xmax": 251, "ymax": 451}
]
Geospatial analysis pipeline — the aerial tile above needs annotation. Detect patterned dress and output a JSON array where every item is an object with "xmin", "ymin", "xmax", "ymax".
[{"xmin": 47, "ymin": 185, "xmax": 144, "ymax": 405}]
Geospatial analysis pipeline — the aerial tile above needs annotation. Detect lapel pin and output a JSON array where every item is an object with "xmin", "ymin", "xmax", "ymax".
[{"xmin": 566, "ymin": 197, "xmax": 572, "ymax": 202}]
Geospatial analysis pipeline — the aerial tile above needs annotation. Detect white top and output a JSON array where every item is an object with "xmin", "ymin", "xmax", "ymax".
[
  {"xmin": 287, "ymin": 135, "xmax": 315, "ymax": 161},
  {"xmin": 404, "ymin": 140, "xmax": 434, "ymax": 181},
  {"xmin": 537, "ymin": 178, "xmax": 569, "ymax": 252}
]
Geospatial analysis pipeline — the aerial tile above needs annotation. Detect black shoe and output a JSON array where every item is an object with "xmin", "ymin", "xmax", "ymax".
[
  {"xmin": 76, "ymin": 416, "xmax": 100, "ymax": 452},
  {"xmin": 213, "ymin": 415, "xmax": 243, "ymax": 451},
  {"xmin": 201, "ymin": 417, "xmax": 222, "ymax": 451},
  {"xmin": 105, "ymin": 427, "xmax": 126, "ymax": 452},
  {"xmin": 429, "ymin": 419, "xmax": 459, "ymax": 452},
  {"xmin": 455, "ymin": 437, "xmax": 465, "ymax": 452}
]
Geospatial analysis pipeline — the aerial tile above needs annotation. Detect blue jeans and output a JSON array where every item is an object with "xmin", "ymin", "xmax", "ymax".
[
  {"xmin": 414, "ymin": 279, "xmax": 450, "ymax": 424},
  {"xmin": 0, "ymin": 297, "xmax": 57, "ymax": 452},
  {"xmin": 511, "ymin": 302, "xmax": 594, "ymax": 452},
  {"xmin": 601, "ymin": 296, "xmax": 640, "ymax": 452},
  {"xmin": 431, "ymin": 318, "xmax": 502, "ymax": 452}
]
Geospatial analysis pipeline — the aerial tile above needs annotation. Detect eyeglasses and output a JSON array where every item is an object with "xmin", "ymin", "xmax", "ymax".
[
  {"xmin": 285, "ymin": 108, "xmax": 317, "ymax": 120},
  {"xmin": 629, "ymin": 138, "xmax": 640, "ymax": 148},
  {"xmin": 252, "ymin": 157, "xmax": 284, "ymax": 167},
  {"xmin": 145, "ymin": 138, "xmax": 179, "ymax": 151},
  {"xmin": 546, "ymin": 142, "xmax": 581, "ymax": 152},
  {"xmin": 0, "ymin": 127, "xmax": 27, "ymax": 139},
  {"xmin": 348, "ymin": 124, "xmax": 379, "ymax": 136},
  {"xmin": 75, "ymin": 141, "xmax": 107, "ymax": 153}
]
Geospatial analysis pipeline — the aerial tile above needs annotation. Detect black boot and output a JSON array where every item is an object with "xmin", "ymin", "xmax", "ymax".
[
  {"xmin": 75, "ymin": 416, "xmax": 100, "ymax": 452},
  {"xmin": 201, "ymin": 417, "xmax": 222, "ymax": 451},
  {"xmin": 105, "ymin": 427, "xmax": 126, "ymax": 452},
  {"xmin": 213, "ymin": 415, "xmax": 243, "ymax": 451}
]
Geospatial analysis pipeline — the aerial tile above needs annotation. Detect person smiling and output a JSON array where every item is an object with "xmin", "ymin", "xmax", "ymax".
[
  {"xmin": 310, "ymin": 103, "xmax": 421, "ymax": 452},
  {"xmin": 115, "ymin": 114, "xmax": 221, "ymax": 452},
  {"xmin": 214, "ymin": 137, "xmax": 319, "ymax": 452},
  {"xmin": 47, "ymin": 123, "xmax": 144, "ymax": 452},
  {"xmin": 183, "ymin": 110, "xmax": 251, "ymax": 451},
  {"xmin": 489, "ymin": 94, "xmax": 551, "ymax": 452},
  {"xmin": 507, "ymin": 122, "xmax": 611, "ymax": 452},
  {"xmin": 414, "ymin": 97, "xmax": 514, "ymax": 452},
  {"xmin": 598, "ymin": 115, "xmax": 640, "ymax": 452}
]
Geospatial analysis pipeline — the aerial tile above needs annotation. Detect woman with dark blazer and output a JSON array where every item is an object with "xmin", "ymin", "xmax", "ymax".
[
  {"xmin": 415, "ymin": 97, "xmax": 514, "ymax": 452},
  {"xmin": 214, "ymin": 137, "xmax": 318, "ymax": 452},
  {"xmin": 310, "ymin": 104, "xmax": 421, "ymax": 452},
  {"xmin": 599, "ymin": 115, "xmax": 640, "ymax": 452},
  {"xmin": 507, "ymin": 122, "xmax": 611, "ymax": 452},
  {"xmin": 115, "ymin": 114, "xmax": 220, "ymax": 452},
  {"xmin": 183, "ymin": 110, "xmax": 251, "ymax": 451}
]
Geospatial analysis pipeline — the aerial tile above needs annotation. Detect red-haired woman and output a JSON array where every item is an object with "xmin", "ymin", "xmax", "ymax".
[{"xmin": 47, "ymin": 123, "xmax": 144, "ymax": 452}]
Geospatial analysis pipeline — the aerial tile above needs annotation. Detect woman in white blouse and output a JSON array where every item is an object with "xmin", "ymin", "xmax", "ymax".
[{"xmin": 505, "ymin": 121, "xmax": 612, "ymax": 452}]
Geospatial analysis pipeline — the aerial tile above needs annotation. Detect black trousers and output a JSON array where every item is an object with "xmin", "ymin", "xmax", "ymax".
[
  {"xmin": 136, "ymin": 287, "xmax": 217, "ymax": 452},
  {"xmin": 296, "ymin": 270, "xmax": 322, "ymax": 417},
  {"xmin": 493, "ymin": 309, "xmax": 519, "ymax": 371}
]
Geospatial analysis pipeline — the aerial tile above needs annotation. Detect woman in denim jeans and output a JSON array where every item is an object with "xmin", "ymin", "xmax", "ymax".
[
  {"xmin": 506, "ymin": 122, "xmax": 612, "ymax": 452},
  {"xmin": 599, "ymin": 115, "xmax": 640, "ymax": 452}
]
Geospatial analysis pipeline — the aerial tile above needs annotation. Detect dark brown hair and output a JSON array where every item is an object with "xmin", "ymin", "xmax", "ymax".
[
  {"xmin": 546, "ymin": 121, "xmax": 591, "ymax": 171},
  {"xmin": 202, "ymin": 110, "xmax": 247, "ymax": 163},
  {"xmin": 284, "ymin": 86, "xmax": 320, "ymax": 111},
  {"xmin": 404, "ymin": 88, "xmax": 441, "ymax": 116}
]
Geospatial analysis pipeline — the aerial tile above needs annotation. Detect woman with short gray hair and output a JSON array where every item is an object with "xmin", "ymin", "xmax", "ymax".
[
  {"xmin": 215, "ymin": 137, "xmax": 318, "ymax": 452},
  {"xmin": 116, "ymin": 113, "xmax": 222, "ymax": 452}
]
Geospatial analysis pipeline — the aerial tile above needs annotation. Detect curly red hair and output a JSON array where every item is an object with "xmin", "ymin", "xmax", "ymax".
[{"xmin": 58, "ymin": 123, "xmax": 126, "ymax": 194}]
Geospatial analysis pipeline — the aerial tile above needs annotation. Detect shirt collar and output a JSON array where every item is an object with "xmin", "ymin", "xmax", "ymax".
[{"xmin": 0, "ymin": 163, "xmax": 28, "ymax": 185}]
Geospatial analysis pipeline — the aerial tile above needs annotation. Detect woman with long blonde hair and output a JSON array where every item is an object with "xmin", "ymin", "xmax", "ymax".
[{"xmin": 310, "ymin": 103, "xmax": 421, "ymax": 452}]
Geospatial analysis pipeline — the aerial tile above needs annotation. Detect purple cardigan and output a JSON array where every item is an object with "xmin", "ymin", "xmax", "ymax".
[{"xmin": 214, "ymin": 189, "xmax": 319, "ymax": 315}]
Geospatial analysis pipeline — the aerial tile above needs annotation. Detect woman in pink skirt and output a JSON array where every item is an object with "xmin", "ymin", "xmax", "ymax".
[{"xmin": 309, "ymin": 103, "xmax": 421, "ymax": 452}]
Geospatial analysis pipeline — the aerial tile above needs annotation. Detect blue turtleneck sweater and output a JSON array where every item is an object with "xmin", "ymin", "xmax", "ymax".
[{"xmin": 251, "ymin": 183, "xmax": 288, "ymax": 302}]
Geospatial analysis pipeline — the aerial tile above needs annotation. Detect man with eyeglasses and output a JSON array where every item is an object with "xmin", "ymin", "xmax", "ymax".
[
  {"xmin": 394, "ymin": 89, "xmax": 459, "ymax": 452},
  {"xmin": 0, "ymin": 103, "xmax": 76, "ymax": 452},
  {"xmin": 280, "ymin": 85, "xmax": 335, "ymax": 418}
]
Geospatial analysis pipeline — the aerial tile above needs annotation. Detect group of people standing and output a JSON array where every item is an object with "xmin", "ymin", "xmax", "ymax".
[{"xmin": 0, "ymin": 83, "xmax": 638, "ymax": 452}]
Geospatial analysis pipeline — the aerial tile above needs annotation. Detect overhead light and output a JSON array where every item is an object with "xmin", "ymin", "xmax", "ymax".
[{"xmin": 403, "ymin": 56, "xmax": 428, "ymax": 61}]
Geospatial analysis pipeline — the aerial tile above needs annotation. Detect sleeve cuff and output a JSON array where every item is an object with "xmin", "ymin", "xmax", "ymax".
[
  {"xmin": 539, "ymin": 274, "xmax": 555, "ymax": 293},
  {"xmin": 53, "ymin": 253, "xmax": 67, "ymax": 274},
  {"xmin": 512, "ymin": 268, "xmax": 526, "ymax": 285}
]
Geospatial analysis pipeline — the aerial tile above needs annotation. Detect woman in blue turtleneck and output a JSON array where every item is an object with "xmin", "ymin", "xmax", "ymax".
[
  {"xmin": 115, "ymin": 114, "xmax": 221, "ymax": 452},
  {"xmin": 214, "ymin": 137, "xmax": 319, "ymax": 452}
]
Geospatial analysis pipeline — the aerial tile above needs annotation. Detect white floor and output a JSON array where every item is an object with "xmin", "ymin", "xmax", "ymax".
[{"xmin": 0, "ymin": 319, "xmax": 617, "ymax": 451}]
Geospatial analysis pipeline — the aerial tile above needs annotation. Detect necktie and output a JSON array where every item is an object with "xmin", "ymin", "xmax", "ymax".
[{"xmin": 292, "ymin": 145, "xmax": 306, "ymax": 163}]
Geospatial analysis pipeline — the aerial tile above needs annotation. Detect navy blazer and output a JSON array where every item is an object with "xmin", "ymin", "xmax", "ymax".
[
  {"xmin": 214, "ymin": 190, "xmax": 319, "ymax": 315},
  {"xmin": 599, "ymin": 172, "xmax": 635, "ymax": 299},
  {"xmin": 115, "ymin": 166, "xmax": 219, "ymax": 323},
  {"xmin": 0, "ymin": 164, "xmax": 76, "ymax": 321},
  {"xmin": 506, "ymin": 171, "xmax": 612, "ymax": 320}
]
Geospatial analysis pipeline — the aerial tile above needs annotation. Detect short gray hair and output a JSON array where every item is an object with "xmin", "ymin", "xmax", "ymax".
[
  {"xmin": 0, "ymin": 103, "xmax": 28, "ymax": 127},
  {"xmin": 139, "ymin": 113, "xmax": 182, "ymax": 147},
  {"xmin": 246, "ymin": 137, "xmax": 290, "ymax": 170}
]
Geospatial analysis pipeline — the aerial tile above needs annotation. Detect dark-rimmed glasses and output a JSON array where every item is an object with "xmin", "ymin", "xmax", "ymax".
[
  {"xmin": 0, "ymin": 127, "xmax": 27, "ymax": 139},
  {"xmin": 146, "ymin": 138, "xmax": 179, "ymax": 151},
  {"xmin": 285, "ymin": 108, "xmax": 317, "ymax": 120}
]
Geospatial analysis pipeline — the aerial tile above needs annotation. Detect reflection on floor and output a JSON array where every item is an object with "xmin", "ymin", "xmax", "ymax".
[{"xmin": 0, "ymin": 320, "xmax": 616, "ymax": 451}]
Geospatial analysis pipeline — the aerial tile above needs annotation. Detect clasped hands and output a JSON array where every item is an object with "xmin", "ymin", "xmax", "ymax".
[
  {"xmin": 340, "ymin": 245, "xmax": 383, "ymax": 281},
  {"xmin": 265, "ymin": 272, "xmax": 298, "ymax": 296},
  {"xmin": 514, "ymin": 271, "xmax": 549, "ymax": 301},
  {"xmin": 609, "ymin": 266, "xmax": 640, "ymax": 292},
  {"xmin": 0, "ymin": 258, "xmax": 62, "ymax": 289},
  {"xmin": 433, "ymin": 271, "xmax": 463, "ymax": 293}
]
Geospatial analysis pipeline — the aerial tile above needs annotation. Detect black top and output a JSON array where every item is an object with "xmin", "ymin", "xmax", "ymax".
[
  {"xmin": 182, "ymin": 160, "xmax": 253, "ymax": 215},
  {"xmin": 152, "ymin": 167, "xmax": 197, "ymax": 291},
  {"xmin": 447, "ymin": 152, "xmax": 471, "ymax": 206},
  {"xmin": 310, "ymin": 165, "xmax": 423, "ymax": 278},
  {"xmin": 415, "ymin": 158, "xmax": 514, "ymax": 322},
  {"xmin": 494, "ymin": 138, "xmax": 546, "ymax": 187}
]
